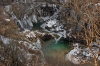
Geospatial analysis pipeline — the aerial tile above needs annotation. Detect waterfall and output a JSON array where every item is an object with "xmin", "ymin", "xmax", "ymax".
[
  {"xmin": 4, "ymin": 5, "xmax": 38, "ymax": 30},
  {"xmin": 5, "ymin": 5, "xmax": 12, "ymax": 12},
  {"xmin": 32, "ymin": 15, "xmax": 37, "ymax": 23},
  {"xmin": 0, "ymin": 35, "xmax": 10, "ymax": 44},
  {"xmin": 4, "ymin": 2, "xmax": 61, "ymax": 30},
  {"xmin": 49, "ymin": 7, "xmax": 61, "ymax": 20}
]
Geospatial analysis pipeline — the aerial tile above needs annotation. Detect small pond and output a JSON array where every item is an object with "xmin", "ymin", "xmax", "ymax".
[
  {"xmin": 41, "ymin": 39, "xmax": 71, "ymax": 66},
  {"xmin": 42, "ymin": 39, "xmax": 70, "ymax": 57}
]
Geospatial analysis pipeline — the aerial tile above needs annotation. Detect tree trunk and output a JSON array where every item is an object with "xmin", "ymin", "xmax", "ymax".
[{"xmin": 94, "ymin": 59, "xmax": 98, "ymax": 66}]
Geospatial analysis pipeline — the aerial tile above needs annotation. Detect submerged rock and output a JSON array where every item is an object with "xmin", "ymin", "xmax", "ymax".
[{"xmin": 42, "ymin": 34, "xmax": 54, "ymax": 41}]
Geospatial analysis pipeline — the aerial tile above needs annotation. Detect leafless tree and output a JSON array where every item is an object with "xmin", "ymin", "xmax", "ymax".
[{"xmin": 64, "ymin": 0, "xmax": 100, "ymax": 66}]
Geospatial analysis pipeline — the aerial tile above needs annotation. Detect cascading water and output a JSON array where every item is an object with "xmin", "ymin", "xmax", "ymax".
[
  {"xmin": 4, "ymin": 2, "xmax": 60, "ymax": 31},
  {"xmin": 0, "ymin": 35, "xmax": 10, "ymax": 44},
  {"xmin": 0, "ymin": 1, "xmax": 71, "ymax": 66},
  {"xmin": 4, "ymin": 4, "xmax": 37, "ymax": 30}
]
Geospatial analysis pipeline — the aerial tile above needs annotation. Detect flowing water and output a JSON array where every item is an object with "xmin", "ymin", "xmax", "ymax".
[
  {"xmin": 31, "ymin": 22, "xmax": 96, "ymax": 66},
  {"xmin": 32, "ymin": 20, "xmax": 72, "ymax": 66}
]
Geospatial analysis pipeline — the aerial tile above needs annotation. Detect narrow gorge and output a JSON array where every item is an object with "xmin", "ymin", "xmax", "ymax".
[{"xmin": 0, "ymin": 0, "xmax": 100, "ymax": 66}]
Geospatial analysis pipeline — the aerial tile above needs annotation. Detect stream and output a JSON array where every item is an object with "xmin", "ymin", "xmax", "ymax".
[
  {"xmin": 32, "ymin": 22, "xmax": 96, "ymax": 66},
  {"xmin": 32, "ymin": 22, "xmax": 71, "ymax": 66}
]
